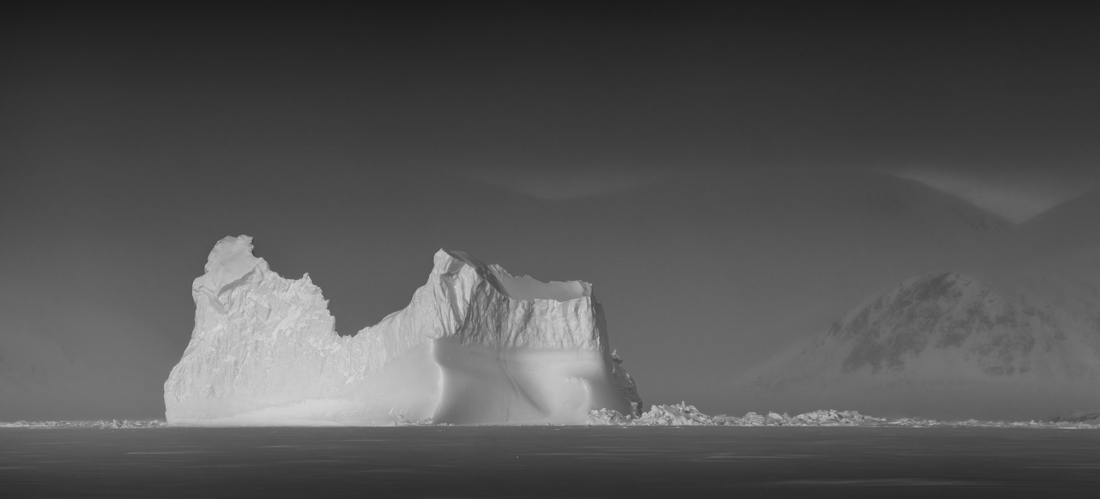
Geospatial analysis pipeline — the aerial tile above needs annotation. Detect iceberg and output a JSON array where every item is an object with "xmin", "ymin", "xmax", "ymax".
[{"xmin": 163, "ymin": 236, "xmax": 641, "ymax": 426}]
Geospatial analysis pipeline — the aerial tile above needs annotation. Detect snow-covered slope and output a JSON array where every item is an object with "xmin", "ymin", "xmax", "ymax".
[
  {"xmin": 1005, "ymin": 190, "xmax": 1100, "ymax": 291},
  {"xmin": 163, "ymin": 236, "xmax": 641, "ymax": 426},
  {"xmin": 1015, "ymin": 190, "xmax": 1100, "ymax": 252},
  {"xmin": 745, "ymin": 272, "xmax": 1100, "ymax": 420}
]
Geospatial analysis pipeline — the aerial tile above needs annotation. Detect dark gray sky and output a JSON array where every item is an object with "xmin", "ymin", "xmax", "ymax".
[
  {"xmin": 2, "ymin": 3, "xmax": 1099, "ymax": 418},
  {"xmin": 6, "ymin": 4, "xmax": 1100, "ymax": 182}
]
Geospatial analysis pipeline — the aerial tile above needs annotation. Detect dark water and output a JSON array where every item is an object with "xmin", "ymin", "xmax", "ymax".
[{"xmin": 2, "ymin": 426, "xmax": 1099, "ymax": 498}]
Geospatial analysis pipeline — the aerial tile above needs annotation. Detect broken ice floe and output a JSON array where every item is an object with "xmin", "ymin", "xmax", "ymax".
[
  {"xmin": 588, "ymin": 403, "xmax": 1100, "ymax": 429},
  {"xmin": 0, "ymin": 420, "xmax": 169, "ymax": 429}
]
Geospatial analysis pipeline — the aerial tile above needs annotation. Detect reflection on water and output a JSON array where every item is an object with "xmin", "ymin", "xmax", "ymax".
[{"xmin": 2, "ymin": 427, "xmax": 1099, "ymax": 498}]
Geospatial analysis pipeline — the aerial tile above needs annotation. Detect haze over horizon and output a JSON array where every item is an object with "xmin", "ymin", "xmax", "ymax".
[{"xmin": 2, "ymin": 4, "xmax": 1098, "ymax": 420}]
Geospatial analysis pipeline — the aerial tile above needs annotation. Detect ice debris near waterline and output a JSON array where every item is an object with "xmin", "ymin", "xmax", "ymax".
[
  {"xmin": 164, "ymin": 236, "xmax": 641, "ymax": 426},
  {"xmin": 587, "ymin": 403, "xmax": 1100, "ymax": 429},
  {"xmin": 0, "ymin": 420, "xmax": 169, "ymax": 429},
  {"xmin": 5, "ymin": 409, "xmax": 1099, "ymax": 429}
]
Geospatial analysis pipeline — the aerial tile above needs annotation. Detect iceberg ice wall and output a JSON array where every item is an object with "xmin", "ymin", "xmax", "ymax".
[{"xmin": 164, "ymin": 236, "xmax": 642, "ymax": 425}]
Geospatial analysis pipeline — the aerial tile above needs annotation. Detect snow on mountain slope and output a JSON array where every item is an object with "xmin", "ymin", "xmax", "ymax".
[
  {"xmin": 163, "ymin": 236, "xmax": 641, "ymax": 426},
  {"xmin": 1016, "ymin": 190, "xmax": 1100, "ymax": 249},
  {"xmin": 1006, "ymin": 190, "xmax": 1100, "ymax": 287},
  {"xmin": 744, "ymin": 272, "xmax": 1100, "ymax": 420}
]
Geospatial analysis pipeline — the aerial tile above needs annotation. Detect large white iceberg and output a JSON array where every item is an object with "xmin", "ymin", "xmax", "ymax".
[{"xmin": 164, "ymin": 236, "xmax": 642, "ymax": 426}]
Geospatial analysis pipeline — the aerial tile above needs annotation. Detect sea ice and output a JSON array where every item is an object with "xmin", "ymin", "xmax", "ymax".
[
  {"xmin": 586, "ymin": 404, "xmax": 1100, "ymax": 429},
  {"xmin": 163, "ymin": 236, "xmax": 642, "ymax": 426},
  {"xmin": 0, "ymin": 420, "xmax": 168, "ymax": 429}
]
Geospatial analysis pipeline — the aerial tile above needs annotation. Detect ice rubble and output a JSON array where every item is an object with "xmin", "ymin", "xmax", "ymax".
[
  {"xmin": 5, "ymin": 412, "xmax": 1098, "ymax": 429},
  {"xmin": 0, "ymin": 420, "xmax": 168, "ymax": 429},
  {"xmin": 585, "ymin": 404, "xmax": 1100, "ymax": 429},
  {"xmin": 586, "ymin": 404, "xmax": 887, "ymax": 427},
  {"xmin": 163, "ymin": 236, "xmax": 641, "ymax": 426}
]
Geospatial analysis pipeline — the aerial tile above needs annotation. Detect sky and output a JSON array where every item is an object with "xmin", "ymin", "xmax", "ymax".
[{"xmin": 2, "ymin": 4, "xmax": 1099, "ymax": 418}]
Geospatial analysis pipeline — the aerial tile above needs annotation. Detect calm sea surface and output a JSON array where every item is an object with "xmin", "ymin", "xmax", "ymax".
[{"xmin": 2, "ymin": 426, "xmax": 1099, "ymax": 498}]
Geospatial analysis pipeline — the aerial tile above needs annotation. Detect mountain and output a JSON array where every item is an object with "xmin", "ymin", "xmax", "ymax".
[
  {"xmin": 743, "ymin": 211, "xmax": 1100, "ymax": 424},
  {"xmin": 742, "ymin": 269, "xmax": 1100, "ymax": 420},
  {"xmin": 735, "ymin": 187, "xmax": 1100, "ymax": 420}
]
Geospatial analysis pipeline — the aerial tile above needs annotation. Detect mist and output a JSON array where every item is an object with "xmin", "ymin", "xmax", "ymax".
[{"xmin": 2, "ymin": 4, "xmax": 1099, "ymax": 421}]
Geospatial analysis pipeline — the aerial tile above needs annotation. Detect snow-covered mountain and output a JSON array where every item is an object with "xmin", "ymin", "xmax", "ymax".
[
  {"xmin": 735, "ymin": 186, "xmax": 1100, "ymax": 420},
  {"xmin": 744, "ymin": 270, "xmax": 1100, "ymax": 420},
  {"xmin": 164, "ymin": 236, "xmax": 640, "ymax": 425}
]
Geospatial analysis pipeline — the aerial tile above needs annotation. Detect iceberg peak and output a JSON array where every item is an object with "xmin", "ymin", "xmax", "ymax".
[
  {"xmin": 196, "ymin": 235, "xmax": 265, "ymax": 294},
  {"xmin": 433, "ymin": 249, "xmax": 590, "ymax": 303}
]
